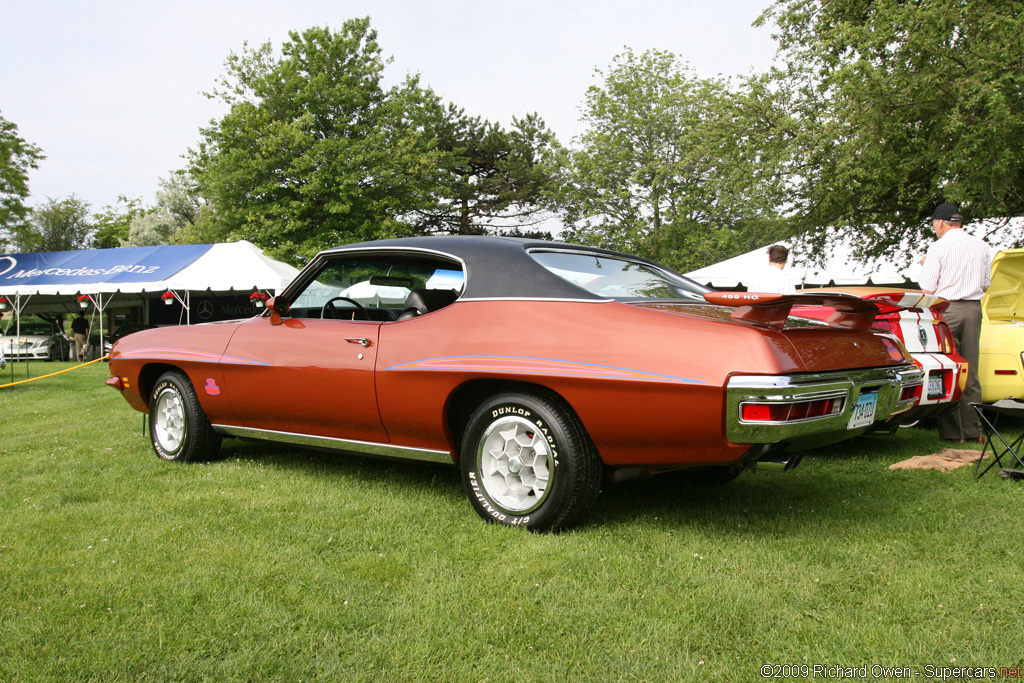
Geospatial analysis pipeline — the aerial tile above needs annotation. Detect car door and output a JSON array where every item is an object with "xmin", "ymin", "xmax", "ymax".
[{"xmin": 219, "ymin": 314, "xmax": 387, "ymax": 444}]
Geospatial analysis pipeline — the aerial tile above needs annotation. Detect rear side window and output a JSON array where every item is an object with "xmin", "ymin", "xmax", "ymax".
[{"xmin": 528, "ymin": 250, "xmax": 708, "ymax": 302}]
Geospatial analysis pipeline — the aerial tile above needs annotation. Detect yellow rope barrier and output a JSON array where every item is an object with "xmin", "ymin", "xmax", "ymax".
[{"xmin": 0, "ymin": 355, "xmax": 110, "ymax": 389}]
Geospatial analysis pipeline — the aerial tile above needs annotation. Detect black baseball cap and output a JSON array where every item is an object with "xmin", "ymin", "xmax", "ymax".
[{"xmin": 931, "ymin": 203, "xmax": 963, "ymax": 223}]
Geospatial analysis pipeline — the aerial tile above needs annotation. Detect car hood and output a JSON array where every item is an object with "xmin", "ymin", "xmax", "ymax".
[
  {"xmin": 1, "ymin": 333, "xmax": 51, "ymax": 344},
  {"xmin": 983, "ymin": 249, "xmax": 1024, "ymax": 323}
]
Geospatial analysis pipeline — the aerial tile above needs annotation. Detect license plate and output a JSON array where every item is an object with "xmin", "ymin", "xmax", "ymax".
[
  {"xmin": 847, "ymin": 391, "xmax": 879, "ymax": 430},
  {"xmin": 928, "ymin": 374, "xmax": 944, "ymax": 398}
]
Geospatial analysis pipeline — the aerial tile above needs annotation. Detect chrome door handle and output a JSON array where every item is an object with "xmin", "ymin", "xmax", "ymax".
[{"xmin": 345, "ymin": 338, "xmax": 371, "ymax": 348}]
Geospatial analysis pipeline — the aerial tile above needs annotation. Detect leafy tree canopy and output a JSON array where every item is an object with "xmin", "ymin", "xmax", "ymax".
[
  {"xmin": 0, "ymin": 111, "xmax": 45, "ymax": 250},
  {"xmin": 758, "ymin": 0, "xmax": 1024, "ymax": 261},
  {"xmin": 122, "ymin": 174, "xmax": 208, "ymax": 247},
  {"xmin": 189, "ymin": 19, "xmax": 558, "ymax": 263},
  {"xmin": 555, "ymin": 49, "xmax": 794, "ymax": 272},
  {"xmin": 9, "ymin": 195, "xmax": 92, "ymax": 253},
  {"xmin": 92, "ymin": 196, "xmax": 146, "ymax": 249},
  {"xmin": 409, "ymin": 104, "xmax": 559, "ymax": 236},
  {"xmin": 189, "ymin": 19, "xmax": 449, "ymax": 264}
]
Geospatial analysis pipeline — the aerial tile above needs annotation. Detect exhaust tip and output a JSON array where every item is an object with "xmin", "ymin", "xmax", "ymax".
[{"xmin": 752, "ymin": 453, "xmax": 804, "ymax": 472}]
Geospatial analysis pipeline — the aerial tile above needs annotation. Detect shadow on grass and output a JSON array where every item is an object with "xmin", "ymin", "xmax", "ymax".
[
  {"xmin": 593, "ymin": 447, "xmax": 999, "ymax": 537},
  {"xmin": 596, "ymin": 467, "xmax": 881, "ymax": 529},
  {"xmin": 204, "ymin": 431, "xmax": 975, "ymax": 537},
  {"xmin": 215, "ymin": 435, "xmax": 463, "ymax": 490}
]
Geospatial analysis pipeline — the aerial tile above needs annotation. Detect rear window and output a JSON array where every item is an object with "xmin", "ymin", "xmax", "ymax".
[{"xmin": 528, "ymin": 250, "xmax": 708, "ymax": 302}]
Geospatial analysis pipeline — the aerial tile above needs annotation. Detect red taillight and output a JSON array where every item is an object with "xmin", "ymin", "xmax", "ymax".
[
  {"xmin": 871, "ymin": 318, "xmax": 899, "ymax": 336},
  {"xmin": 994, "ymin": 369, "xmax": 1018, "ymax": 376},
  {"xmin": 806, "ymin": 398, "xmax": 838, "ymax": 418},
  {"xmin": 789, "ymin": 402, "xmax": 810, "ymax": 420},
  {"xmin": 742, "ymin": 403, "xmax": 789, "ymax": 422},
  {"xmin": 741, "ymin": 398, "xmax": 843, "ymax": 423},
  {"xmin": 936, "ymin": 323, "xmax": 955, "ymax": 353}
]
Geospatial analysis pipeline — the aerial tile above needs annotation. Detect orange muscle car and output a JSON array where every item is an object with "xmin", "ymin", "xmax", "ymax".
[{"xmin": 107, "ymin": 237, "xmax": 923, "ymax": 531}]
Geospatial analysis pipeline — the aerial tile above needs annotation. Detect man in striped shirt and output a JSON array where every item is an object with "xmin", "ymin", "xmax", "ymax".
[{"xmin": 919, "ymin": 203, "xmax": 991, "ymax": 442}]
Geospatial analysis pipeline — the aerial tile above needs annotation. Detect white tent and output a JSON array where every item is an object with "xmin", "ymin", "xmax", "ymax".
[
  {"xmin": 0, "ymin": 241, "xmax": 298, "ymax": 299},
  {"xmin": 162, "ymin": 241, "xmax": 298, "ymax": 293},
  {"xmin": 144, "ymin": 242, "xmax": 301, "ymax": 324},
  {"xmin": 685, "ymin": 241, "xmax": 924, "ymax": 289},
  {"xmin": 0, "ymin": 241, "xmax": 300, "ymax": 344},
  {"xmin": 340, "ymin": 280, "xmax": 410, "ymax": 307}
]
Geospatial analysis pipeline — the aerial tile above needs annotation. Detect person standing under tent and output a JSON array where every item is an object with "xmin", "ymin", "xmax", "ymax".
[{"xmin": 71, "ymin": 311, "xmax": 90, "ymax": 362}]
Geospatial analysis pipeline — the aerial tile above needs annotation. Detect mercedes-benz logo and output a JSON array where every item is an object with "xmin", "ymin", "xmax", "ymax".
[
  {"xmin": 197, "ymin": 300, "xmax": 215, "ymax": 320},
  {"xmin": 0, "ymin": 256, "xmax": 16, "ymax": 279}
]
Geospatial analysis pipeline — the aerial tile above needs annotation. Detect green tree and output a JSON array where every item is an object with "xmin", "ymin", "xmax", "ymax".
[
  {"xmin": 556, "ymin": 49, "xmax": 793, "ymax": 271},
  {"xmin": 92, "ymin": 196, "xmax": 146, "ymax": 249},
  {"xmin": 11, "ymin": 195, "xmax": 92, "ymax": 253},
  {"xmin": 409, "ymin": 104, "xmax": 559, "ymax": 235},
  {"xmin": 189, "ymin": 19, "xmax": 446, "ymax": 264},
  {"xmin": 0, "ymin": 111, "xmax": 45, "ymax": 250},
  {"xmin": 122, "ymin": 174, "xmax": 207, "ymax": 247},
  {"xmin": 758, "ymin": 0, "xmax": 1024, "ymax": 260}
]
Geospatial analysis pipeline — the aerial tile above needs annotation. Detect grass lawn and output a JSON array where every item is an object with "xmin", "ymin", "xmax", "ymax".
[{"xmin": 2, "ymin": 362, "xmax": 1022, "ymax": 682}]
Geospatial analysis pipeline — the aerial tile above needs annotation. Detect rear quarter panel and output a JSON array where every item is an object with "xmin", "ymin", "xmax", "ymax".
[{"xmin": 375, "ymin": 300, "xmax": 881, "ymax": 466}]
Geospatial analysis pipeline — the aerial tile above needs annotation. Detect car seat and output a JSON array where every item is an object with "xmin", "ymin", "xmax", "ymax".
[{"xmin": 396, "ymin": 289, "xmax": 458, "ymax": 321}]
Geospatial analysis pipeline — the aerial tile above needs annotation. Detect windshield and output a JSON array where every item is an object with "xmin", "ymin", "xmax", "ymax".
[{"xmin": 529, "ymin": 250, "xmax": 709, "ymax": 302}]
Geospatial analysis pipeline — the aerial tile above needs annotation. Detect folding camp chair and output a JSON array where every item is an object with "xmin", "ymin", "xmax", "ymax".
[{"xmin": 972, "ymin": 399, "xmax": 1024, "ymax": 479}]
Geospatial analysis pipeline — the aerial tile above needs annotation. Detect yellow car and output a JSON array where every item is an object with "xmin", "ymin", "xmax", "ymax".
[{"xmin": 980, "ymin": 249, "xmax": 1024, "ymax": 402}]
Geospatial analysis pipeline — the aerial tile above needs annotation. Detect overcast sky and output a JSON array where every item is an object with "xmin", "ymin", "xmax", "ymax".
[{"xmin": 0, "ymin": 0, "xmax": 779, "ymax": 213}]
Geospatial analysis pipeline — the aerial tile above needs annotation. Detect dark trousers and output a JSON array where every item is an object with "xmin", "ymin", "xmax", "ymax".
[{"xmin": 940, "ymin": 300, "xmax": 983, "ymax": 440}]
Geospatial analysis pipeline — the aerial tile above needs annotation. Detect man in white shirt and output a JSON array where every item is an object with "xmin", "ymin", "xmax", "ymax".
[
  {"xmin": 748, "ymin": 244, "xmax": 797, "ymax": 294},
  {"xmin": 919, "ymin": 202, "xmax": 991, "ymax": 442}
]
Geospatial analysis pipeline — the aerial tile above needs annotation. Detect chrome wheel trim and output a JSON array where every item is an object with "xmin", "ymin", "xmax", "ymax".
[
  {"xmin": 476, "ymin": 415, "xmax": 551, "ymax": 514},
  {"xmin": 153, "ymin": 387, "xmax": 187, "ymax": 454}
]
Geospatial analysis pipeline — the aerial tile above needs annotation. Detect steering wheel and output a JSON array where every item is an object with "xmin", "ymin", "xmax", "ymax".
[{"xmin": 321, "ymin": 296, "xmax": 368, "ymax": 320}]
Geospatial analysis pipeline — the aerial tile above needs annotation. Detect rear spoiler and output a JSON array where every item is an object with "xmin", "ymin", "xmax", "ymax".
[
  {"xmin": 703, "ymin": 291, "xmax": 879, "ymax": 331},
  {"xmin": 856, "ymin": 292, "xmax": 949, "ymax": 315},
  {"xmin": 797, "ymin": 287, "xmax": 950, "ymax": 315}
]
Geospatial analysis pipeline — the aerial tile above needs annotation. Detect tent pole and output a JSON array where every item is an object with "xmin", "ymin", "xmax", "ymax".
[
  {"xmin": 14, "ymin": 293, "xmax": 32, "ymax": 376},
  {"xmin": 12, "ymin": 293, "xmax": 21, "ymax": 381},
  {"xmin": 85, "ymin": 295, "xmax": 98, "ymax": 360},
  {"xmin": 97, "ymin": 292, "xmax": 105, "ymax": 358}
]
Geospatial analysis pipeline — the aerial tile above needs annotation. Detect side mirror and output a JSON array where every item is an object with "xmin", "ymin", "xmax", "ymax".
[{"xmin": 266, "ymin": 296, "xmax": 289, "ymax": 325}]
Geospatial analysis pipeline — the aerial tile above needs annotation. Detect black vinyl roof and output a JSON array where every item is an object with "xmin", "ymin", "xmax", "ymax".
[{"xmin": 322, "ymin": 235, "xmax": 680, "ymax": 301}]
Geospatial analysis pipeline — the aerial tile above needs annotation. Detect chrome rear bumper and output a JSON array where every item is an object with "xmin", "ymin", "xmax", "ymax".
[{"xmin": 725, "ymin": 365, "xmax": 924, "ymax": 447}]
